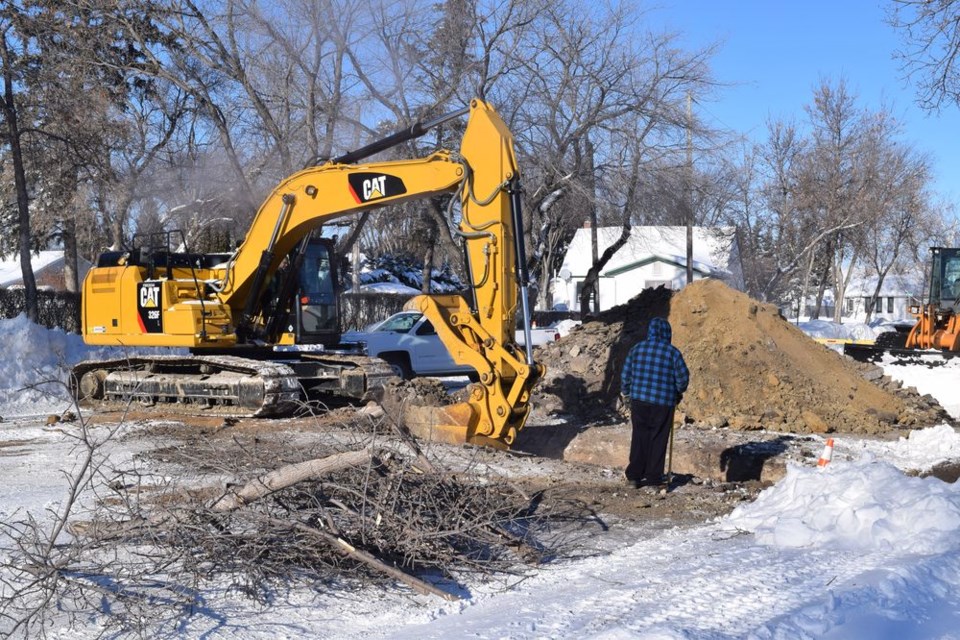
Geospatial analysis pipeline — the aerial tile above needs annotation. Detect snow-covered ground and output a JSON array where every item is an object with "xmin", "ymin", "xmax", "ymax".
[{"xmin": 1, "ymin": 317, "xmax": 960, "ymax": 638}]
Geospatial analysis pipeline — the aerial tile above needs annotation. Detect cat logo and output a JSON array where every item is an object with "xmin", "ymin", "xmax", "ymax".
[
  {"xmin": 363, "ymin": 175, "xmax": 386, "ymax": 200},
  {"xmin": 347, "ymin": 172, "xmax": 407, "ymax": 204},
  {"xmin": 137, "ymin": 282, "xmax": 163, "ymax": 333},
  {"xmin": 139, "ymin": 283, "xmax": 161, "ymax": 308}
]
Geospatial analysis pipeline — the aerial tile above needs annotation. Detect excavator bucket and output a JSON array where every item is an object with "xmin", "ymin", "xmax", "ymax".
[
  {"xmin": 400, "ymin": 394, "xmax": 524, "ymax": 450},
  {"xmin": 402, "ymin": 401, "xmax": 481, "ymax": 447}
]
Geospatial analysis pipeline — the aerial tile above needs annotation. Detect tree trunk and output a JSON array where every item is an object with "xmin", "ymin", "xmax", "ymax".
[
  {"xmin": 422, "ymin": 241, "xmax": 435, "ymax": 294},
  {"xmin": 210, "ymin": 447, "xmax": 375, "ymax": 512},
  {"xmin": 865, "ymin": 264, "xmax": 893, "ymax": 323},
  {"xmin": 62, "ymin": 217, "xmax": 80, "ymax": 294},
  {"xmin": 865, "ymin": 285, "xmax": 880, "ymax": 323},
  {"xmin": 421, "ymin": 209, "xmax": 438, "ymax": 294},
  {"xmin": 352, "ymin": 235, "xmax": 361, "ymax": 293},
  {"xmin": 579, "ymin": 226, "xmax": 632, "ymax": 316},
  {"xmin": 799, "ymin": 250, "xmax": 816, "ymax": 319},
  {"xmin": 1, "ymin": 36, "xmax": 38, "ymax": 321},
  {"xmin": 811, "ymin": 240, "xmax": 832, "ymax": 320},
  {"xmin": 812, "ymin": 263, "xmax": 829, "ymax": 320},
  {"xmin": 832, "ymin": 248, "xmax": 858, "ymax": 323}
]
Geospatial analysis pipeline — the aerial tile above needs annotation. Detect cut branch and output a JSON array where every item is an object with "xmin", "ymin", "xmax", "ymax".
[
  {"xmin": 279, "ymin": 518, "xmax": 461, "ymax": 602},
  {"xmin": 210, "ymin": 446, "xmax": 376, "ymax": 512}
]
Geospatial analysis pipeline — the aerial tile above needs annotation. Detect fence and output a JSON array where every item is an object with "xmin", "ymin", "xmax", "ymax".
[{"xmin": 0, "ymin": 289, "xmax": 82, "ymax": 333}]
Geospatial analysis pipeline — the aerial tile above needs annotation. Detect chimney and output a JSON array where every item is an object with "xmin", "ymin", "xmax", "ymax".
[{"xmin": 583, "ymin": 220, "xmax": 591, "ymax": 229}]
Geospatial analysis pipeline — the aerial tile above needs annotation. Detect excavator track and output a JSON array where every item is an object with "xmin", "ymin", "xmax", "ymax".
[{"xmin": 70, "ymin": 355, "xmax": 302, "ymax": 418}]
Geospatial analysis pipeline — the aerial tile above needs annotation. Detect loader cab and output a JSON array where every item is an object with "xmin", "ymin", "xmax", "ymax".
[{"xmin": 929, "ymin": 247, "xmax": 960, "ymax": 312}]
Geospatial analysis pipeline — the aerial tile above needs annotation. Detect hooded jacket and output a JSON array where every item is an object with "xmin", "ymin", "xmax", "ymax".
[{"xmin": 620, "ymin": 317, "xmax": 690, "ymax": 406}]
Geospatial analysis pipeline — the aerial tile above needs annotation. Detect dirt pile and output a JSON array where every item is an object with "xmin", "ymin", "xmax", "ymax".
[{"xmin": 534, "ymin": 279, "xmax": 949, "ymax": 435}]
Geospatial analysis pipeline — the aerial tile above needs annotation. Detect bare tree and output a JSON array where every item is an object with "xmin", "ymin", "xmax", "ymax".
[
  {"xmin": 1, "ymin": 0, "xmax": 161, "ymax": 308},
  {"xmin": 858, "ymin": 131, "xmax": 933, "ymax": 321},
  {"xmin": 888, "ymin": 0, "xmax": 960, "ymax": 111},
  {"xmin": 1, "ymin": 7, "xmax": 40, "ymax": 319},
  {"xmin": 797, "ymin": 78, "xmax": 872, "ymax": 320},
  {"xmin": 488, "ymin": 0, "xmax": 715, "ymax": 316}
]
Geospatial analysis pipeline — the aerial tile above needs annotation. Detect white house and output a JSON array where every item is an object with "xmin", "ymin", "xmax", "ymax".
[
  {"xmin": 552, "ymin": 225, "xmax": 744, "ymax": 312},
  {"xmin": 842, "ymin": 273, "xmax": 923, "ymax": 322}
]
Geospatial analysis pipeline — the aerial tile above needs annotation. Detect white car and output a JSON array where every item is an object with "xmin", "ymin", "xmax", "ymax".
[
  {"xmin": 341, "ymin": 311, "xmax": 559, "ymax": 379},
  {"xmin": 341, "ymin": 311, "xmax": 474, "ymax": 379}
]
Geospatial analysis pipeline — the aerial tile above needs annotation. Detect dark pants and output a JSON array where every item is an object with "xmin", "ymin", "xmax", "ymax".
[{"xmin": 625, "ymin": 400, "xmax": 674, "ymax": 485}]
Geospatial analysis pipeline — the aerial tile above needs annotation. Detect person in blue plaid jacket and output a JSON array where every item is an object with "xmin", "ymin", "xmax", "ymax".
[{"xmin": 620, "ymin": 316, "xmax": 689, "ymax": 488}]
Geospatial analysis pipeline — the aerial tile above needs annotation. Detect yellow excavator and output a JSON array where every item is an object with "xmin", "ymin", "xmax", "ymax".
[{"xmin": 72, "ymin": 99, "xmax": 543, "ymax": 448}]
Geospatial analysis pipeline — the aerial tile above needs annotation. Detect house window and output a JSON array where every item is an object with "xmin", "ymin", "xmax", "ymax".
[
  {"xmin": 846, "ymin": 298, "xmax": 854, "ymax": 313},
  {"xmin": 645, "ymin": 280, "xmax": 671, "ymax": 290},
  {"xmin": 887, "ymin": 297, "xmax": 894, "ymax": 313}
]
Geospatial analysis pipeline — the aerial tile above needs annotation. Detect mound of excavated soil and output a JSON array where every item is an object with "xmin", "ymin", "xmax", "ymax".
[{"xmin": 534, "ymin": 279, "xmax": 949, "ymax": 435}]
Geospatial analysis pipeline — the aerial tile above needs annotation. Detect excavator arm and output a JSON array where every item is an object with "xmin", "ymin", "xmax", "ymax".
[{"xmin": 216, "ymin": 98, "xmax": 541, "ymax": 445}]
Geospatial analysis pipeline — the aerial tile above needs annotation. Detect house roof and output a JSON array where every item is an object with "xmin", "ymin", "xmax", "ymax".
[
  {"xmin": 0, "ymin": 251, "xmax": 67, "ymax": 287},
  {"xmin": 560, "ymin": 226, "xmax": 737, "ymax": 277}
]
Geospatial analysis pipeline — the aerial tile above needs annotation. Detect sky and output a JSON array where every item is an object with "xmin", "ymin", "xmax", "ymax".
[{"xmin": 647, "ymin": 0, "xmax": 960, "ymax": 206}]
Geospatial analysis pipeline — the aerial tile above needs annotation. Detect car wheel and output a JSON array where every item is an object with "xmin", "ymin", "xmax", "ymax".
[{"xmin": 382, "ymin": 354, "xmax": 413, "ymax": 380}]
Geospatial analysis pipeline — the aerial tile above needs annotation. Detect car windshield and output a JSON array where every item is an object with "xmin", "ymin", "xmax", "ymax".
[{"xmin": 375, "ymin": 313, "xmax": 422, "ymax": 333}]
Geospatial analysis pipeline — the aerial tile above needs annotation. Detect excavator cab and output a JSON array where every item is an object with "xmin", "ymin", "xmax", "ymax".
[
  {"xmin": 256, "ymin": 235, "xmax": 343, "ymax": 347},
  {"xmin": 290, "ymin": 238, "xmax": 340, "ymax": 343}
]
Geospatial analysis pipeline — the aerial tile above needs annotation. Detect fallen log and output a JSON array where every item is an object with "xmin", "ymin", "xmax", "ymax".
[{"xmin": 210, "ymin": 446, "xmax": 376, "ymax": 512}]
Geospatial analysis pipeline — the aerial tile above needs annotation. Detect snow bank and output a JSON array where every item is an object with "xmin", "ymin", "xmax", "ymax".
[
  {"xmin": 0, "ymin": 315, "xmax": 97, "ymax": 408},
  {"xmin": 877, "ymin": 424, "xmax": 960, "ymax": 472},
  {"xmin": 725, "ymin": 458, "xmax": 960, "ymax": 554},
  {"xmin": 796, "ymin": 319, "xmax": 879, "ymax": 341},
  {"xmin": 0, "ymin": 315, "xmax": 180, "ymax": 415}
]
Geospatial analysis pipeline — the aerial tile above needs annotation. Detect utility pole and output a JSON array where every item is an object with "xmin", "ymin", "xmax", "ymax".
[{"xmin": 686, "ymin": 92, "xmax": 694, "ymax": 285}]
